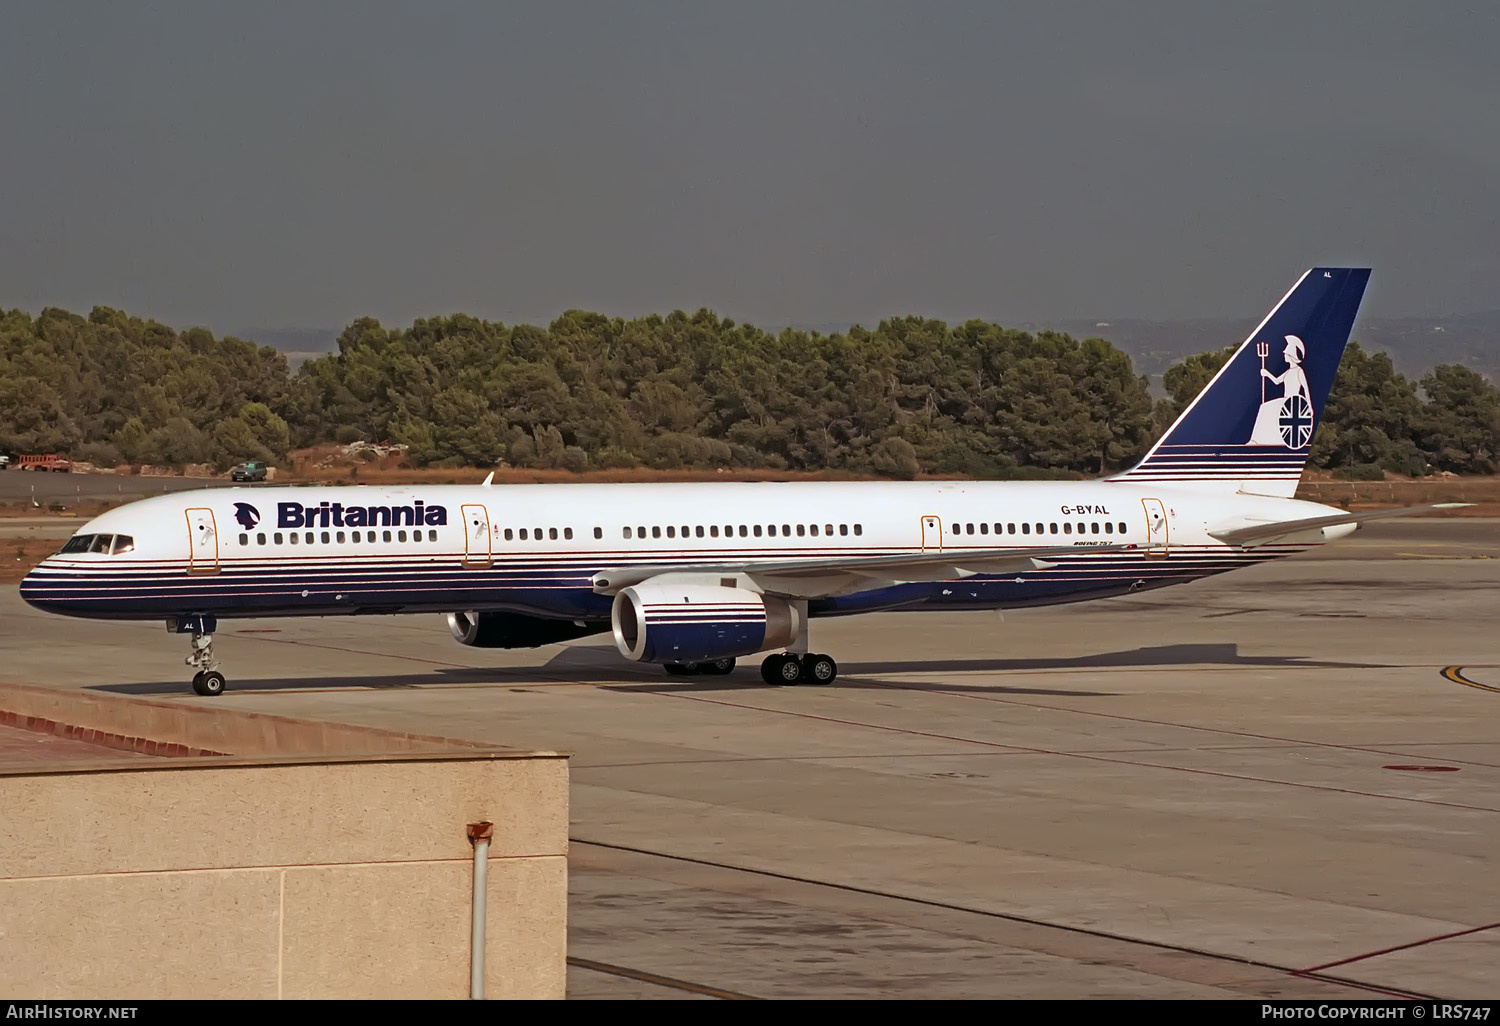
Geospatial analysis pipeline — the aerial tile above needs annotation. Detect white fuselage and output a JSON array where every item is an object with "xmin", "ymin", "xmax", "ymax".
[{"xmin": 20, "ymin": 479, "xmax": 1345, "ymax": 623}]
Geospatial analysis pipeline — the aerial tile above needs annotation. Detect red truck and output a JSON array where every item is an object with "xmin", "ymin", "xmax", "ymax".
[{"xmin": 18, "ymin": 454, "xmax": 72, "ymax": 472}]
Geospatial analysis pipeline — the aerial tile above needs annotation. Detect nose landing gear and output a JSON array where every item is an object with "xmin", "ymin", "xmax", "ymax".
[{"xmin": 171, "ymin": 616, "xmax": 228, "ymax": 696}]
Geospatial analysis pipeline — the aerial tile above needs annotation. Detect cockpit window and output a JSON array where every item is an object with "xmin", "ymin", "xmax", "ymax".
[{"xmin": 57, "ymin": 533, "xmax": 134, "ymax": 555}]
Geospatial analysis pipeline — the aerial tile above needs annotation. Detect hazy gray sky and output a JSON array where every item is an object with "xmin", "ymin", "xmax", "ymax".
[{"xmin": 2, "ymin": 2, "xmax": 1497, "ymax": 333}]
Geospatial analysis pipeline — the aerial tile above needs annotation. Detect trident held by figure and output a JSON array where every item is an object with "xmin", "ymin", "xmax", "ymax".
[{"xmin": 1256, "ymin": 339, "xmax": 1269, "ymax": 403}]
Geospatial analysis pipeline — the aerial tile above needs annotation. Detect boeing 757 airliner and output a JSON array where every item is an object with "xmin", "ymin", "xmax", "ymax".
[{"xmin": 20, "ymin": 268, "xmax": 1457, "ymax": 695}]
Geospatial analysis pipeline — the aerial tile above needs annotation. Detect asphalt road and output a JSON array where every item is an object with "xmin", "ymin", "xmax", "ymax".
[{"xmin": 3, "ymin": 519, "xmax": 1496, "ymax": 998}]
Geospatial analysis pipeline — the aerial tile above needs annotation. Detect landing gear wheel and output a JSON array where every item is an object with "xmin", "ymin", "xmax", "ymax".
[
  {"xmin": 192, "ymin": 670, "xmax": 226, "ymax": 697},
  {"xmin": 761, "ymin": 654, "xmax": 803, "ymax": 685},
  {"xmin": 803, "ymin": 654, "xmax": 838, "ymax": 685},
  {"xmin": 705, "ymin": 658, "xmax": 736, "ymax": 676}
]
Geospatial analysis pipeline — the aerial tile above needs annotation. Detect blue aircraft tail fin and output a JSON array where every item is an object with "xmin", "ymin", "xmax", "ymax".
[{"xmin": 1109, "ymin": 267, "xmax": 1370, "ymax": 498}]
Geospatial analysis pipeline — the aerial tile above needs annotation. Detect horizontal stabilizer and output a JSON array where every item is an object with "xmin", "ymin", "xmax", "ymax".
[{"xmin": 1208, "ymin": 503, "xmax": 1470, "ymax": 547}]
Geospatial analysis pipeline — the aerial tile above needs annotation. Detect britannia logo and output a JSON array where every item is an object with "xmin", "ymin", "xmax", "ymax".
[
  {"xmin": 233, "ymin": 502, "xmax": 261, "ymax": 531},
  {"xmin": 1248, "ymin": 334, "xmax": 1314, "ymax": 448}
]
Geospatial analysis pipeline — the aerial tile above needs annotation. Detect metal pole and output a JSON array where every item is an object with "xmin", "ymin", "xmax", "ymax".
[{"xmin": 467, "ymin": 821, "xmax": 494, "ymax": 999}]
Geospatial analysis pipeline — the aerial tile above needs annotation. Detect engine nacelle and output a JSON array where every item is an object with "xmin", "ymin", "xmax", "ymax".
[
  {"xmin": 611, "ymin": 584, "xmax": 800, "ymax": 664},
  {"xmin": 446, "ymin": 610, "xmax": 604, "ymax": 649}
]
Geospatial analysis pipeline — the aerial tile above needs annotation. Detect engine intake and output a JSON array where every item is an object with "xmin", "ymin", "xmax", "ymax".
[
  {"xmin": 447, "ymin": 610, "xmax": 604, "ymax": 648},
  {"xmin": 611, "ymin": 584, "xmax": 799, "ymax": 664}
]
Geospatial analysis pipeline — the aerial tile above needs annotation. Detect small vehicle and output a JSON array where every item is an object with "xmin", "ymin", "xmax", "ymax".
[
  {"xmin": 230, "ymin": 461, "xmax": 269, "ymax": 482},
  {"xmin": 19, "ymin": 454, "xmax": 71, "ymax": 472},
  {"xmin": 0, "ymin": 455, "xmax": 9, "ymax": 470}
]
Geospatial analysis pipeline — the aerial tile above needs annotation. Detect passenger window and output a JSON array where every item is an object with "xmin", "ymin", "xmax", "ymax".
[
  {"xmin": 980, "ymin": 523, "xmax": 989, "ymax": 535},
  {"xmin": 796, "ymin": 524, "xmax": 806, "ymax": 537},
  {"xmin": 810, "ymin": 524, "xmax": 818, "ymax": 536},
  {"xmin": 667, "ymin": 526, "xmax": 676, "ymax": 538},
  {"xmin": 710, "ymin": 525, "xmax": 719, "ymax": 537},
  {"xmin": 1035, "ymin": 523, "xmax": 1044, "ymax": 534},
  {"xmin": 288, "ymin": 532, "xmax": 299, "ymax": 545},
  {"xmin": 967, "ymin": 523, "xmax": 975, "ymax": 535},
  {"xmin": 1049, "ymin": 524, "xmax": 1058, "ymax": 535},
  {"xmin": 337, "ymin": 532, "xmax": 346, "ymax": 543},
  {"xmin": 257, "ymin": 533, "xmax": 267, "ymax": 545},
  {"xmin": 766, "ymin": 525, "xmax": 775, "ymax": 536},
  {"xmin": 549, "ymin": 528, "xmax": 558, "ymax": 540},
  {"xmin": 839, "ymin": 524, "xmax": 848, "ymax": 536},
  {"xmin": 1077, "ymin": 522, "xmax": 1085, "ymax": 534},
  {"xmin": 1104, "ymin": 522, "xmax": 1113, "ymax": 534},
  {"xmin": 428, "ymin": 530, "xmax": 437, "ymax": 541},
  {"xmin": 739, "ymin": 525, "xmax": 748, "ymax": 537},
  {"xmin": 1063, "ymin": 523, "xmax": 1072, "ymax": 534},
  {"xmin": 273, "ymin": 532, "xmax": 284, "ymax": 544},
  {"xmin": 825, "ymin": 524, "xmax": 834, "ymax": 535},
  {"xmin": 319, "ymin": 531, "xmax": 328, "ymax": 543},
  {"xmin": 505, "ymin": 529, "xmax": 514, "ymax": 541},
  {"xmin": 239, "ymin": 533, "xmax": 249, "ymax": 546},
  {"xmin": 565, "ymin": 528, "xmax": 574, "ymax": 540},
  {"xmin": 754, "ymin": 525, "xmax": 763, "ymax": 537},
  {"xmin": 652, "ymin": 526, "xmax": 661, "ymax": 539},
  {"xmin": 519, "ymin": 528, "xmax": 528, "ymax": 540},
  {"xmin": 854, "ymin": 524, "xmax": 863, "ymax": 536},
  {"xmin": 1007, "ymin": 523, "xmax": 1016, "ymax": 535},
  {"xmin": 1118, "ymin": 522, "xmax": 1128, "ymax": 533},
  {"xmin": 534, "ymin": 527, "xmax": 542, "ymax": 539},
  {"xmin": 112, "ymin": 536, "xmax": 134, "ymax": 554},
  {"xmin": 398, "ymin": 530, "xmax": 407, "ymax": 542},
  {"xmin": 1021, "ymin": 523, "xmax": 1030, "ymax": 535},
  {"xmin": 623, "ymin": 527, "xmax": 632, "ymax": 539},
  {"xmin": 1091, "ymin": 523, "xmax": 1100, "ymax": 534},
  {"xmin": 412, "ymin": 532, "xmax": 421, "ymax": 544},
  {"xmin": 782, "ymin": 524, "xmax": 791, "ymax": 536},
  {"xmin": 593, "ymin": 527, "xmax": 601, "ymax": 540},
  {"xmin": 698, "ymin": 526, "xmax": 706, "ymax": 538}
]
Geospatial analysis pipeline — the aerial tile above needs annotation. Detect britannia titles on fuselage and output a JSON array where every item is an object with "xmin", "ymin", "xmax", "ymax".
[{"xmin": 276, "ymin": 501, "xmax": 448, "ymax": 529}]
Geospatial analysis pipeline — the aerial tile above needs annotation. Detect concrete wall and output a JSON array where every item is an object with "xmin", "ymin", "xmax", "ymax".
[
  {"xmin": 0, "ymin": 681, "xmax": 495, "ymax": 758},
  {"xmin": 0, "ymin": 753, "xmax": 569, "ymax": 999}
]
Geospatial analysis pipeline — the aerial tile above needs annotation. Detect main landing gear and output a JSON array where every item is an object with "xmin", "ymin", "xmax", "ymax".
[
  {"xmin": 172, "ymin": 616, "xmax": 228, "ymax": 696},
  {"xmin": 760, "ymin": 599, "xmax": 839, "ymax": 685},
  {"xmin": 759, "ymin": 652, "xmax": 838, "ymax": 686}
]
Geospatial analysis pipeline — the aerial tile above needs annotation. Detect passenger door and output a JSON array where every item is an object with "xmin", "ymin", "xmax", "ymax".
[
  {"xmin": 1141, "ymin": 498, "xmax": 1169, "ymax": 557},
  {"xmin": 920, "ymin": 515, "xmax": 942, "ymax": 552},
  {"xmin": 461, "ymin": 504, "xmax": 492, "ymax": 568},
  {"xmin": 186, "ymin": 507, "xmax": 219, "ymax": 574}
]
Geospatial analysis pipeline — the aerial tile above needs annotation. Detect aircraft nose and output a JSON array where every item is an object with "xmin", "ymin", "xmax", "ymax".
[{"xmin": 18, "ymin": 556, "xmax": 62, "ymax": 611}]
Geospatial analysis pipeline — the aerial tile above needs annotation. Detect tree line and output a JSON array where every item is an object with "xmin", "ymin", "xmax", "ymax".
[{"xmin": 1, "ymin": 305, "xmax": 1496, "ymax": 478}]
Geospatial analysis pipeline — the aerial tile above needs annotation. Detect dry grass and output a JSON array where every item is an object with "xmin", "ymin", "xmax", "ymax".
[
  {"xmin": 1295, "ymin": 472, "xmax": 1500, "ymax": 515},
  {"xmin": 0, "ymin": 538, "xmax": 61, "ymax": 582}
]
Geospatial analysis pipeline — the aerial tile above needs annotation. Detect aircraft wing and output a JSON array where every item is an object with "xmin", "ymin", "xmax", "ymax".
[
  {"xmin": 1208, "ymin": 503, "xmax": 1470, "ymax": 548},
  {"xmin": 591, "ymin": 542, "xmax": 1138, "ymax": 598}
]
